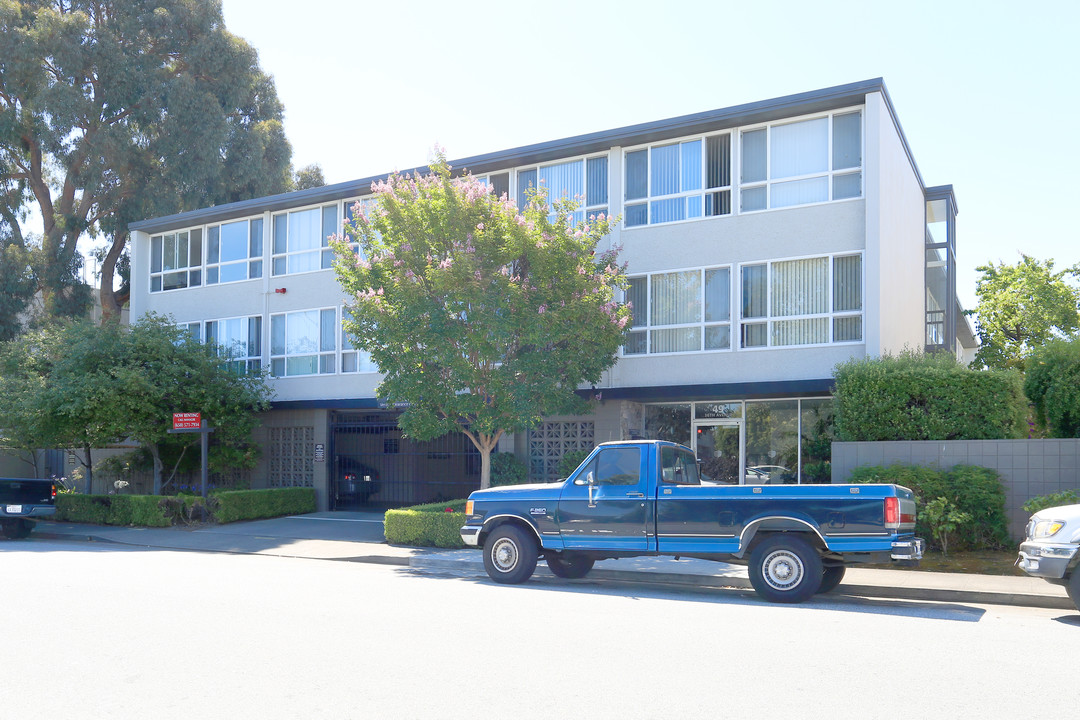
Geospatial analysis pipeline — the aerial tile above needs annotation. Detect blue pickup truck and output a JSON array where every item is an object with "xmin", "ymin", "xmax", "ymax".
[
  {"xmin": 0, "ymin": 477, "xmax": 57, "ymax": 539},
  {"xmin": 460, "ymin": 440, "xmax": 923, "ymax": 603}
]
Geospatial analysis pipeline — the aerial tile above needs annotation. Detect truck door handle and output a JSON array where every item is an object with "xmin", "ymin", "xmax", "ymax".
[{"xmin": 625, "ymin": 492, "xmax": 644, "ymax": 498}]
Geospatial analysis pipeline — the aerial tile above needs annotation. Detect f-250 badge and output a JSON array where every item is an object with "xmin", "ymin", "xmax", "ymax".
[{"xmin": 529, "ymin": 507, "xmax": 547, "ymax": 516}]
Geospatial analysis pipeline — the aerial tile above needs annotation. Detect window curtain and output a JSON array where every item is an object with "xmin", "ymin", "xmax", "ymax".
[
  {"xmin": 770, "ymin": 117, "xmax": 828, "ymax": 179},
  {"xmin": 771, "ymin": 257, "xmax": 828, "ymax": 317},
  {"xmin": 833, "ymin": 254, "xmax": 862, "ymax": 311},
  {"xmin": 651, "ymin": 270, "xmax": 701, "ymax": 326}
]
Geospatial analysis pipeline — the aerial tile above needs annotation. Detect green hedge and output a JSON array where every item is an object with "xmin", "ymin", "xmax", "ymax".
[
  {"xmin": 56, "ymin": 494, "xmax": 173, "ymax": 527},
  {"xmin": 212, "ymin": 488, "xmax": 316, "ymax": 523},
  {"xmin": 848, "ymin": 463, "xmax": 1010, "ymax": 549},
  {"xmin": 384, "ymin": 499, "xmax": 468, "ymax": 548},
  {"xmin": 1023, "ymin": 490, "xmax": 1080, "ymax": 515},
  {"xmin": 833, "ymin": 352, "xmax": 1026, "ymax": 441},
  {"xmin": 55, "ymin": 488, "xmax": 315, "ymax": 526}
]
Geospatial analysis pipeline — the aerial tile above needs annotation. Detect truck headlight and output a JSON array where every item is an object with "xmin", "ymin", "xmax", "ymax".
[
  {"xmin": 1032, "ymin": 520, "xmax": 1065, "ymax": 538},
  {"xmin": 465, "ymin": 500, "xmax": 473, "ymax": 516}
]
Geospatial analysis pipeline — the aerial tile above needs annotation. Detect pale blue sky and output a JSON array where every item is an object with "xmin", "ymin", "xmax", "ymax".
[{"xmin": 215, "ymin": 0, "xmax": 1079, "ymax": 310}]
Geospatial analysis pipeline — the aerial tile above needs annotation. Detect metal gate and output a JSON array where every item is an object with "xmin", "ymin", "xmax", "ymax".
[{"xmin": 329, "ymin": 412, "xmax": 481, "ymax": 510}]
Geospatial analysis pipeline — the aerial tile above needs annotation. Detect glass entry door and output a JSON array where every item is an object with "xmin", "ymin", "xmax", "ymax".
[{"xmin": 692, "ymin": 421, "xmax": 743, "ymax": 485}]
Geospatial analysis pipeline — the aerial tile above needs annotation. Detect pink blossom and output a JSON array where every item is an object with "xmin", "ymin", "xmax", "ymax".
[
  {"xmin": 439, "ymin": 257, "xmax": 453, "ymax": 270},
  {"xmin": 538, "ymin": 305, "xmax": 547, "ymax": 314},
  {"xmin": 476, "ymin": 222, "xmax": 484, "ymax": 231}
]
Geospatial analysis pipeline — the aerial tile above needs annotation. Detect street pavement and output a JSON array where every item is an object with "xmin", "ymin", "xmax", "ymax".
[{"xmin": 25, "ymin": 512, "xmax": 1076, "ymax": 611}]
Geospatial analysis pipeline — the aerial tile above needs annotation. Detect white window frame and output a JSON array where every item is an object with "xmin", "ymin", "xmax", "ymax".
[
  {"xmin": 271, "ymin": 202, "xmax": 341, "ymax": 277},
  {"xmin": 737, "ymin": 252, "xmax": 864, "ymax": 350},
  {"xmin": 738, "ymin": 108, "xmax": 863, "ymax": 214},
  {"xmin": 622, "ymin": 265, "xmax": 733, "ymax": 356},
  {"xmin": 340, "ymin": 307, "xmax": 378, "ymax": 374},
  {"xmin": 623, "ymin": 132, "xmax": 732, "ymax": 228},
  {"xmin": 206, "ymin": 216, "xmax": 264, "ymax": 285},
  {"xmin": 270, "ymin": 307, "xmax": 338, "ymax": 377},
  {"xmin": 149, "ymin": 228, "xmax": 202, "ymax": 292},
  {"xmin": 514, "ymin": 153, "xmax": 609, "ymax": 222},
  {"xmin": 205, "ymin": 315, "xmax": 263, "ymax": 374}
]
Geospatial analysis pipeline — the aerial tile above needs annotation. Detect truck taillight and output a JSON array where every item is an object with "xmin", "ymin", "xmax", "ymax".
[
  {"xmin": 884, "ymin": 497, "xmax": 899, "ymax": 528},
  {"xmin": 51, "ymin": 483, "xmax": 57, "ymax": 500}
]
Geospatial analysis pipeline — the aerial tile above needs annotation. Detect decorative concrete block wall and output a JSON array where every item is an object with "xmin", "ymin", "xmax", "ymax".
[{"xmin": 832, "ymin": 440, "xmax": 1080, "ymax": 540}]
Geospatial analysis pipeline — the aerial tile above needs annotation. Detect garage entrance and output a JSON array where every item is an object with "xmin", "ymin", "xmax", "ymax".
[{"xmin": 329, "ymin": 412, "xmax": 481, "ymax": 509}]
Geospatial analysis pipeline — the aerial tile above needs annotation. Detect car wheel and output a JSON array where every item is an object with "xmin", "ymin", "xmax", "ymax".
[
  {"xmin": 1067, "ymin": 571, "xmax": 1080, "ymax": 614},
  {"xmin": 748, "ymin": 535, "xmax": 823, "ymax": 603},
  {"xmin": 482, "ymin": 525, "xmax": 538, "ymax": 584},
  {"xmin": 546, "ymin": 553, "xmax": 595, "ymax": 579},
  {"xmin": 0, "ymin": 519, "xmax": 34, "ymax": 540},
  {"xmin": 818, "ymin": 565, "xmax": 846, "ymax": 594}
]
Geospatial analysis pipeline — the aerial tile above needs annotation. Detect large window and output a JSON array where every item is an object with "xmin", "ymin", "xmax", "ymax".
[
  {"xmin": 272, "ymin": 204, "xmax": 338, "ymax": 276},
  {"xmin": 341, "ymin": 309, "xmax": 378, "ymax": 373},
  {"xmin": 206, "ymin": 316, "xmax": 262, "ymax": 373},
  {"xmin": 740, "ymin": 253, "xmax": 862, "ymax": 348},
  {"xmin": 624, "ymin": 267, "xmax": 731, "ymax": 355},
  {"xmin": 270, "ymin": 308, "xmax": 337, "ymax": 377},
  {"xmin": 740, "ymin": 111, "xmax": 862, "ymax": 212},
  {"xmin": 207, "ymin": 218, "xmax": 263, "ymax": 284},
  {"xmin": 517, "ymin": 156, "xmax": 607, "ymax": 223},
  {"xmin": 150, "ymin": 229, "xmax": 202, "ymax": 292},
  {"xmin": 624, "ymin": 134, "xmax": 731, "ymax": 227}
]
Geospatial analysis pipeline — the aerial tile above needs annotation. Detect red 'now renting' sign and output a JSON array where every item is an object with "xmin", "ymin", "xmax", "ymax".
[{"xmin": 173, "ymin": 412, "xmax": 201, "ymax": 430}]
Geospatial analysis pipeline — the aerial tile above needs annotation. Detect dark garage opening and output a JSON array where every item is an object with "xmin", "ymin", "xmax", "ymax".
[{"xmin": 330, "ymin": 411, "xmax": 481, "ymax": 510}]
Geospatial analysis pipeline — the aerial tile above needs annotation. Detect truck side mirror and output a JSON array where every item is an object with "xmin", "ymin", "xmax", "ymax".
[{"xmin": 574, "ymin": 470, "xmax": 596, "ymax": 486}]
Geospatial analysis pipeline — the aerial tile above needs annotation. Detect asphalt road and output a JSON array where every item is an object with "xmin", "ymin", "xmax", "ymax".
[{"xmin": 3, "ymin": 540, "xmax": 1077, "ymax": 719}]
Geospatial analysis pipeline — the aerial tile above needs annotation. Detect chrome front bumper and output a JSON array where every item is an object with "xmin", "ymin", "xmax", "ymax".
[
  {"xmin": 1017, "ymin": 541, "xmax": 1078, "ymax": 579},
  {"xmin": 460, "ymin": 525, "xmax": 481, "ymax": 547}
]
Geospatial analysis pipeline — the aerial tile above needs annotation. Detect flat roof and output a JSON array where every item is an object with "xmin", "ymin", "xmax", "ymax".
[{"xmin": 130, "ymin": 77, "xmax": 921, "ymax": 234}]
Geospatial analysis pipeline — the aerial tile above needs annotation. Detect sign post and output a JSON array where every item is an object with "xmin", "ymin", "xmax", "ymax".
[{"xmin": 168, "ymin": 413, "xmax": 215, "ymax": 499}]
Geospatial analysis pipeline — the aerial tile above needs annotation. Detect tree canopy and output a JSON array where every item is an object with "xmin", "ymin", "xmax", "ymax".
[
  {"xmin": 1024, "ymin": 339, "xmax": 1080, "ymax": 438},
  {"xmin": 0, "ymin": 0, "xmax": 293, "ymax": 326},
  {"xmin": 0, "ymin": 314, "xmax": 273, "ymax": 491},
  {"xmin": 970, "ymin": 255, "xmax": 1080, "ymax": 371},
  {"xmin": 333, "ymin": 152, "xmax": 630, "ymax": 488}
]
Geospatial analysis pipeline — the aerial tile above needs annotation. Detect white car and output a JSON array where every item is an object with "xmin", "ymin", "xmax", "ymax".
[{"xmin": 1016, "ymin": 503, "xmax": 1080, "ymax": 612}]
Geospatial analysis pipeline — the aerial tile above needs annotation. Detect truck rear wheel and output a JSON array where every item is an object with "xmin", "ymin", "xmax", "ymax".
[
  {"xmin": 546, "ymin": 553, "xmax": 595, "ymax": 579},
  {"xmin": 748, "ymin": 535, "xmax": 823, "ymax": 603},
  {"xmin": 0, "ymin": 518, "xmax": 34, "ymax": 540},
  {"xmin": 818, "ymin": 565, "xmax": 846, "ymax": 594},
  {"xmin": 482, "ymin": 525, "xmax": 538, "ymax": 584}
]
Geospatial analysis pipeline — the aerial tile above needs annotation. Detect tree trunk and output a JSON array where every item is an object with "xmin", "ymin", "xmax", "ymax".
[
  {"xmin": 463, "ymin": 429, "xmax": 503, "ymax": 489},
  {"xmin": 150, "ymin": 444, "xmax": 164, "ymax": 494},
  {"xmin": 98, "ymin": 232, "xmax": 128, "ymax": 325},
  {"xmin": 83, "ymin": 444, "xmax": 93, "ymax": 494}
]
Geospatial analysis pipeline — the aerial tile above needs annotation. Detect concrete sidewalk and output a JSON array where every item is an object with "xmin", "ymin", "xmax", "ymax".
[{"xmin": 27, "ymin": 515, "xmax": 1076, "ymax": 611}]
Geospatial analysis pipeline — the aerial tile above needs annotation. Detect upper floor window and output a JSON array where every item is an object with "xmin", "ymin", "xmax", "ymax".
[
  {"xmin": 740, "ymin": 253, "xmax": 863, "ymax": 348},
  {"xmin": 270, "ymin": 308, "xmax": 337, "ymax": 377},
  {"xmin": 624, "ymin": 134, "xmax": 731, "ymax": 227},
  {"xmin": 150, "ymin": 229, "xmax": 202, "ymax": 292},
  {"xmin": 740, "ymin": 111, "xmax": 862, "ymax": 212},
  {"xmin": 207, "ymin": 218, "xmax": 263, "ymax": 285},
  {"xmin": 477, "ymin": 172, "xmax": 510, "ymax": 200},
  {"xmin": 624, "ymin": 266, "xmax": 731, "ymax": 355},
  {"xmin": 272, "ymin": 204, "xmax": 338, "ymax": 276},
  {"xmin": 206, "ymin": 316, "xmax": 262, "ymax": 373},
  {"xmin": 517, "ymin": 156, "xmax": 608, "ymax": 223}
]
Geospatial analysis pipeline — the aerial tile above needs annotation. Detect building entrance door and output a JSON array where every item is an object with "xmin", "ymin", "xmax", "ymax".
[{"xmin": 692, "ymin": 421, "xmax": 743, "ymax": 485}]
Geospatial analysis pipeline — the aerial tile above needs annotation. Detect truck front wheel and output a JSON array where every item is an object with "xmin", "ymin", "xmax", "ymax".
[
  {"xmin": 1067, "ymin": 571, "xmax": 1080, "ymax": 613},
  {"xmin": 482, "ymin": 525, "xmax": 538, "ymax": 584},
  {"xmin": 546, "ymin": 553, "xmax": 595, "ymax": 579},
  {"xmin": 748, "ymin": 535, "xmax": 823, "ymax": 603}
]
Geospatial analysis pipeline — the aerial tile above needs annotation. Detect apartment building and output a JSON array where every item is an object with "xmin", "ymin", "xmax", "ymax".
[{"xmin": 128, "ymin": 78, "xmax": 974, "ymax": 510}]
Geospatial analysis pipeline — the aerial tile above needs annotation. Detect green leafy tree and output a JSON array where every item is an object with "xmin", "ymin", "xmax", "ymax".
[
  {"xmin": 333, "ymin": 152, "xmax": 630, "ymax": 488},
  {"xmin": 922, "ymin": 496, "xmax": 971, "ymax": 556},
  {"xmin": 0, "ymin": 315, "xmax": 273, "ymax": 492},
  {"xmin": 971, "ymin": 255, "xmax": 1080, "ymax": 371},
  {"xmin": 0, "ymin": 0, "xmax": 293, "ymax": 325},
  {"xmin": 1024, "ymin": 338, "xmax": 1080, "ymax": 437},
  {"xmin": 290, "ymin": 163, "xmax": 327, "ymax": 191}
]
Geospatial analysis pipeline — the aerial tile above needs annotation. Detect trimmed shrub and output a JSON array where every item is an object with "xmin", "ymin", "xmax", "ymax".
[
  {"xmin": 56, "ymin": 494, "xmax": 172, "ymax": 527},
  {"xmin": 1023, "ymin": 490, "xmax": 1080, "ymax": 515},
  {"xmin": 489, "ymin": 453, "xmax": 529, "ymax": 487},
  {"xmin": 211, "ymin": 488, "xmax": 316, "ymax": 524},
  {"xmin": 384, "ymin": 500, "xmax": 467, "ymax": 548},
  {"xmin": 833, "ymin": 351, "xmax": 1026, "ymax": 441},
  {"xmin": 849, "ymin": 463, "xmax": 1010, "ymax": 549},
  {"xmin": 1025, "ymin": 339, "xmax": 1080, "ymax": 437},
  {"xmin": 557, "ymin": 449, "xmax": 593, "ymax": 479}
]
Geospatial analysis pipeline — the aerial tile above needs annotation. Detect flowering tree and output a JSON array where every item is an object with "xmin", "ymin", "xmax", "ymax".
[{"xmin": 333, "ymin": 151, "xmax": 630, "ymax": 488}]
